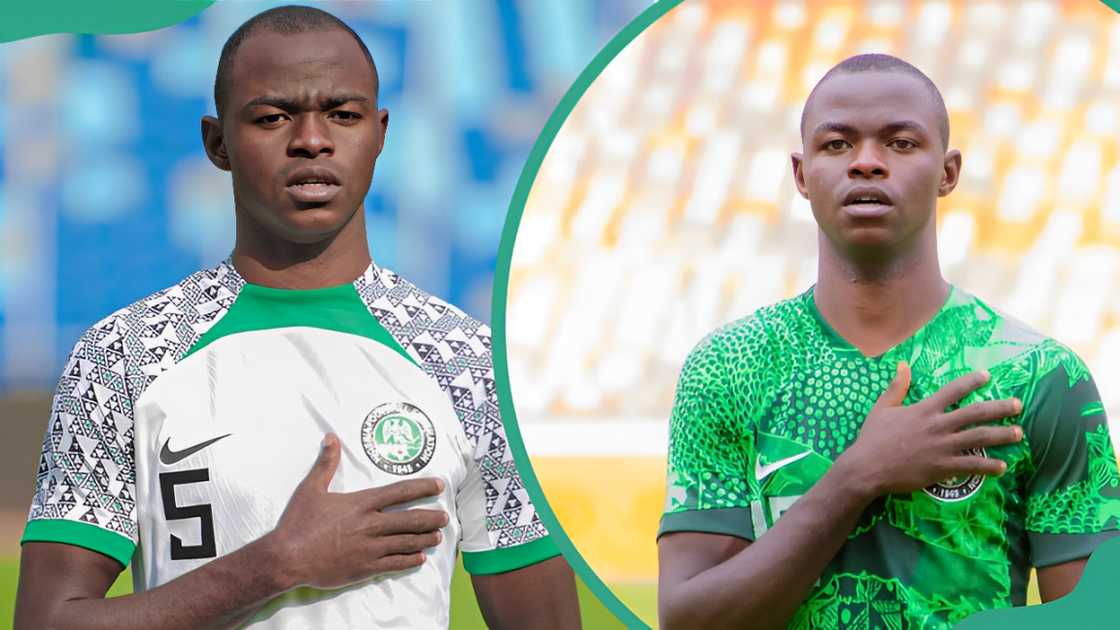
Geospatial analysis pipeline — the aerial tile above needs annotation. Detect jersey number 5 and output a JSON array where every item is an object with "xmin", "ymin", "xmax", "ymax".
[{"xmin": 158, "ymin": 469, "xmax": 217, "ymax": 560}]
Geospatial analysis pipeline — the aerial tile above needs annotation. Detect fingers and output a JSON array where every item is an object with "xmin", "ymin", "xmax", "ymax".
[
  {"xmin": 375, "ymin": 509, "xmax": 450, "ymax": 535},
  {"xmin": 945, "ymin": 455, "xmax": 1008, "ymax": 478},
  {"xmin": 924, "ymin": 371, "xmax": 990, "ymax": 411},
  {"xmin": 365, "ymin": 533, "xmax": 442, "ymax": 575},
  {"xmin": 949, "ymin": 424, "xmax": 1023, "ymax": 450},
  {"xmin": 368, "ymin": 553, "xmax": 426, "ymax": 574},
  {"xmin": 872, "ymin": 361, "xmax": 912, "ymax": 410},
  {"xmin": 940, "ymin": 398, "xmax": 1022, "ymax": 430},
  {"xmin": 376, "ymin": 531, "xmax": 443, "ymax": 555},
  {"xmin": 361, "ymin": 478, "xmax": 445, "ymax": 510},
  {"xmin": 298, "ymin": 433, "xmax": 341, "ymax": 494}
]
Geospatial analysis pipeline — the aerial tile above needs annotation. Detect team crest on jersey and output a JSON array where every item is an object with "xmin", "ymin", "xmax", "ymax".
[
  {"xmin": 361, "ymin": 402, "xmax": 437, "ymax": 475},
  {"xmin": 922, "ymin": 447, "xmax": 986, "ymax": 502}
]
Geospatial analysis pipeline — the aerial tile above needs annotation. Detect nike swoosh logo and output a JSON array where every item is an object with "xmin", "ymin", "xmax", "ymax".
[
  {"xmin": 755, "ymin": 451, "xmax": 812, "ymax": 482},
  {"xmin": 160, "ymin": 434, "xmax": 232, "ymax": 466}
]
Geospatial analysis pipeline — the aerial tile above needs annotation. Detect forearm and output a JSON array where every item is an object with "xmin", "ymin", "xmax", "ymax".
[
  {"xmin": 21, "ymin": 535, "xmax": 295, "ymax": 630},
  {"xmin": 472, "ymin": 555, "xmax": 580, "ymax": 630},
  {"xmin": 662, "ymin": 460, "xmax": 878, "ymax": 630}
]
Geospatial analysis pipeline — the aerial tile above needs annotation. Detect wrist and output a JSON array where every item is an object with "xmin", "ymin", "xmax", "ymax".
[
  {"xmin": 828, "ymin": 450, "xmax": 883, "ymax": 506},
  {"xmin": 252, "ymin": 530, "xmax": 302, "ymax": 593}
]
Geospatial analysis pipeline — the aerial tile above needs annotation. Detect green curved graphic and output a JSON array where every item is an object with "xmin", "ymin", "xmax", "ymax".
[
  {"xmin": 0, "ymin": 1, "xmax": 213, "ymax": 43},
  {"xmin": 490, "ymin": 1, "xmax": 683, "ymax": 628},
  {"xmin": 955, "ymin": 536, "xmax": 1120, "ymax": 629}
]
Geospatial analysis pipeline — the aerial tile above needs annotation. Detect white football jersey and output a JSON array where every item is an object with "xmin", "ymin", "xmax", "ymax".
[{"xmin": 24, "ymin": 261, "xmax": 557, "ymax": 629}]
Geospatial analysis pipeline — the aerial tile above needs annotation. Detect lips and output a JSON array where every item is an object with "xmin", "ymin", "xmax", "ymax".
[
  {"xmin": 841, "ymin": 186, "xmax": 893, "ymax": 218},
  {"xmin": 285, "ymin": 167, "xmax": 341, "ymax": 204}
]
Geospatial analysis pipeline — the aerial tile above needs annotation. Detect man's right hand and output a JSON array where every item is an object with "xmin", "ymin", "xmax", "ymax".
[
  {"xmin": 838, "ymin": 362, "xmax": 1023, "ymax": 498},
  {"xmin": 267, "ymin": 433, "xmax": 449, "ymax": 590}
]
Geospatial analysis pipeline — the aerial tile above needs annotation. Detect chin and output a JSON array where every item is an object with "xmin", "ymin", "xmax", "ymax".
[
  {"xmin": 264, "ymin": 209, "xmax": 353, "ymax": 244},
  {"xmin": 283, "ymin": 221, "xmax": 352, "ymax": 244},
  {"xmin": 825, "ymin": 227, "xmax": 904, "ymax": 256}
]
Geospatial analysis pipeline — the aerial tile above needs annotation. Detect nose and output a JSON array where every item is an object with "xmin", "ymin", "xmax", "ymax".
[
  {"xmin": 848, "ymin": 142, "xmax": 887, "ymax": 179},
  {"xmin": 288, "ymin": 114, "xmax": 334, "ymax": 158}
]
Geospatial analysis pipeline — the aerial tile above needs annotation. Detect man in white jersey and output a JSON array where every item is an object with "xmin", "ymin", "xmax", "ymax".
[{"xmin": 14, "ymin": 6, "xmax": 579, "ymax": 629}]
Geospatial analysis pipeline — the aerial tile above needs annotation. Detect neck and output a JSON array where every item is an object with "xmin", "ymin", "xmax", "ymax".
[
  {"xmin": 231, "ymin": 208, "xmax": 372, "ymax": 290},
  {"xmin": 813, "ymin": 229, "xmax": 948, "ymax": 357}
]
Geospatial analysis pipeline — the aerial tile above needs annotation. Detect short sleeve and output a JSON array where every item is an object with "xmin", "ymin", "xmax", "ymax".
[
  {"xmin": 439, "ymin": 322, "xmax": 558, "ymax": 575},
  {"xmin": 21, "ymin": 317, "xmax": 138, "ymax": 567},
  {"xmin": 658, "ymin": 326, "xmax": 760, "ymax": 541},
  {"xmin": 1024, "ymin": 354, "xmax": 1120, "ymax": 567},
  {"xmin": 455, "ymin": 439, "xmax": 490, "ymax": 555},
  {"xmin": 454, "ymin": 431, "xmax": 518, "ymax": 575},
  {"xmin": 456, "ymin": 378, "xmax": 559, "ymax": 575}
]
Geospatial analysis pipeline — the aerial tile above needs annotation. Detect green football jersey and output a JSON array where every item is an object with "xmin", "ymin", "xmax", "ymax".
[{"xmin": 659, "ymin": 286, "xmax": 1120, "ymax": 629}]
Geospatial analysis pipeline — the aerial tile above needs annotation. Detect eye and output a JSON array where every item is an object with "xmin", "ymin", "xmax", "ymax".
[
  {"xmin": 329, "ymin": 110, "xmax": 362, "ymax": 122},
  {"xmin": 823, "ymin": 139, "xmax": 850, "ymax": 151},
  {"xmin": 889, "ymin": 138, "xmax": 918, "ymax": 150},
  {"xmin": 256, "ymin": 113, "xmax": 288, "ymax": 126}
]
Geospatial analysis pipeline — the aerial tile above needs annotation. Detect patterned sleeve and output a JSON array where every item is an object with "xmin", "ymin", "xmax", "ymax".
[
  {"xmin": 21, "ymin": 315, "xmax": 138, "ymax": 567},
  {"xmin": 453, "ymin": 428, "xmax": 512, "ymax": 574},
  {"xmin": 1023, "ymin": 350, "xmax": 1120, "ymax": 567},
  {"xmin": 658, "ymin": 323, "xmax": 761, "ymax": 541},
  {"xmin": 443, "ymin": 318, "xmax": 560, "ymax": 574}
]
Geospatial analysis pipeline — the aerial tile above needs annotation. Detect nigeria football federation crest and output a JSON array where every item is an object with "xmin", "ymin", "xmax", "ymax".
[
  {"xmin": 923, "ymin": 447, "xmax": 986, "ymax": 502},
  {"xmin": 362, "ymin": 402, "xmax": 437, "ymax": 475}
]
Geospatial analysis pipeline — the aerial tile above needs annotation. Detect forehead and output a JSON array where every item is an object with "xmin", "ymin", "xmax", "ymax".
[
  {"xmin": 228, "ymin": 29, "xmax": 376, "ymax": 102},
  {"xmin": 803, "ymin": 71, "xmax": 938, "ymax": 134}
]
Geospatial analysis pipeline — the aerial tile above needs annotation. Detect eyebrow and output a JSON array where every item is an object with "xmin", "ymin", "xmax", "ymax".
[
  {"xmin": 811, "ymin": 120, "xmax": 930, "ymax": 137},
  {"xmin": 243, "ymin": 93, "xmax": 371, "ymax": 111}
]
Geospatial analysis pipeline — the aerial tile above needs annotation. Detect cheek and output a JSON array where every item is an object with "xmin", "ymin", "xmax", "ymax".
[
  {"xmin": 228, "ymin": 143, "xmax": 278, "ymax": 190},
  {"xmin": 231, "ymin": 164, "xmax": 275, "ymax": 200},
  {"xmin": 803, "ymin": 162, "xmax": 837, "ymax": 194},
  {"xmin": 349, "ymin": 135, "xmax": 380, "ymax": 167},
  {"xmin": 903, "ymin": 163, "xmax": 946, "ymax": 198},
  {"xmin": 342, "ymin": 142, "xmax": 379, "ymax": 189}
]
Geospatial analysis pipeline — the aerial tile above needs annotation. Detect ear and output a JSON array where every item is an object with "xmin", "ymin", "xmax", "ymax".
[
  {"xmin": 791, "ymin": 152, "xmax": 809, "ymax": 199},
  {"xmin": 938, "ymin": 148, "xmax": 961, "ymax": 197},
  {"xmin": 201, "ymin": 115, "xmax": 231, "ymax": 171},
  {"xmin": 374, "ymin": 108, "xmax": 389, "ymax": 158}
]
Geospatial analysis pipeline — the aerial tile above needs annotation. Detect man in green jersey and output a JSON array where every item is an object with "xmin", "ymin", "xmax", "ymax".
[{"xmin": 657, "ymin": 54, "xmax": 1120, "ymax": 629}]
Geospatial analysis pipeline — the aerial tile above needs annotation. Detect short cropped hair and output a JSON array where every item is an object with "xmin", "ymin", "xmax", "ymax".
[
  {"xmin": 213, "ymin": 5, "xmax": 379, "ymax": 118},
  {"xmin": 800, "ymin": 53, "xmax": 949, "ymax": 148}
]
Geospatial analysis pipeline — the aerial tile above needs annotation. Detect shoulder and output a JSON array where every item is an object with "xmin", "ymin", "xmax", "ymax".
[
  {"xmin": 358, "ymin": 264, "xmax": 493, "ymax": 359},
  {"xmin": 962, "ymin": 290, "xmax": 1089, "ymax": 384},
  {"xmin": 681, "ymin": 293, "xmax": 807, "ymax": 380},
  {"xmin": 357, "ymin": 265, "xmax": 497, "ymax": 428},
  {"xmin": 952, "ymin": 291, "xmax": 1093, "ymax": 421},
  {"xmin": 63, "ymin": 262, "xmax": 243, "ymax": 388}
]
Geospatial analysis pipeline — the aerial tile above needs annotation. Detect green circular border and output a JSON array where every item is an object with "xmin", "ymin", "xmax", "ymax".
[
  {"xmin": 491, "ymin": 1, "xmax": 683, "ymax": 628},
  {"xmin": 491, "ymin": 1, "xmax": 1120, "ymax": 629}
]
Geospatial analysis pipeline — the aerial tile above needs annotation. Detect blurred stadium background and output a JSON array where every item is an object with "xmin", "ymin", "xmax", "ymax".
[
  {"xmin": 0, "ymin": 1, "xmax": 650, "ymax": 628},
  {"xmin": 508, "ymin": 0, "xmax": 1120, "ymax": 626}
]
